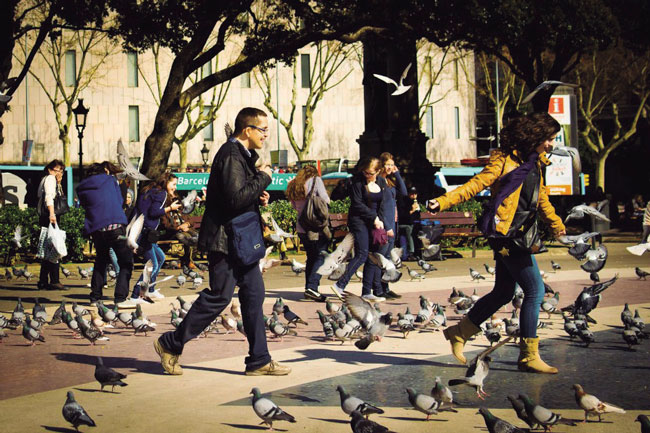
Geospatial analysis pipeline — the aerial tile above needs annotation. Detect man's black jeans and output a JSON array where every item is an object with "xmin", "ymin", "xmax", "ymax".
[
  {"xmin": 160, "ymin": 251, "xmax": 271, "ymax": 370},
  {"xmin": 89, "ymin": 225, "xmax": 134, "ymax": 303}
]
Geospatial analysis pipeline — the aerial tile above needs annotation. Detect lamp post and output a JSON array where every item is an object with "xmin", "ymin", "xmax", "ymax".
[
  {"xmin": 72, "ymin": 98, "xmax": 89, "ymax": 179},
  {"xmin": 200, "ymin": 142, "xmax": 210, "ymax": 170}
]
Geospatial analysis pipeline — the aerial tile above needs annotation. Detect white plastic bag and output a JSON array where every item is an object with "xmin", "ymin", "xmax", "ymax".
[{"xmin": 47, "ymin": 223, "xmax": 67, "ymax": 258}]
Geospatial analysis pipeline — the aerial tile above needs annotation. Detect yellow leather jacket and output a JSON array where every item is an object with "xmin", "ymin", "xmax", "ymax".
[{"xmin": 436, "ymin": 150, "xmax": 565, "ymax": 236}]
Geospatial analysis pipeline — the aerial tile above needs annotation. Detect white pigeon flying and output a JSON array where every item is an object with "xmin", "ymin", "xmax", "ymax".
[
  {"xmin": 317, "ymin": 232, "xmax": 354, "ymax": 276},
  {"xmin": 11, "ymin": 225, "xmax": 23, "ymax": 249},
  {"xmin": 373, "ymin": 62, "xmax": 412, "ymax": 96},
  {"xmin": 117, "ymin": 139, "xmax": 149, "ymax": 181},
  {"xmin": 126, "ymin": 213, "xmax": 145, "ymax": 250},
  {"xmin": 270, "ymin": 216, "xmax": 295, "ymax": 238},
  {"xmin": 522, "ymin": 80, "xmax": 579, "ymax": 105},
  {"xmin": 181, "ymin": 189, "xmax": 198, "ymax": 214},
  {"xmin": 565, "ymin": 204, "xmax": 610, "ymax": 223}
]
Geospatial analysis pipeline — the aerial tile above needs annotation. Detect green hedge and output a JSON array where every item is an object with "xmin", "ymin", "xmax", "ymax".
[{"xmin": 0, "ymin": 205, "xmax": 87, "ymax": 263}]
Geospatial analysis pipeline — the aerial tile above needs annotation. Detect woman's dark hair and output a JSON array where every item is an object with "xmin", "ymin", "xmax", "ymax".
[
  {"xmin": 141, "ymin": 171, "xmax": 177, "ymax": 194},
  {"xmin": 355, "ymin": 156, "xmax": 381, "ymax": 176},
  {"xmin": 499, "ymin": 112, "xmax": 561, "ymax": 158},
  {"xmin": 85, "ymin": 161, "xmax": 123, "ymax": 178},
  {"xmin": 44, "ymin": 159, "xmax": 64, "ymax": 174}
]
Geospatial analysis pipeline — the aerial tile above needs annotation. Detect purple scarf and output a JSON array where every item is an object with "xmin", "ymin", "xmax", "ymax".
[{"xmin": 479, "ymin": 152, "xmax": 539, "ymax": 236}]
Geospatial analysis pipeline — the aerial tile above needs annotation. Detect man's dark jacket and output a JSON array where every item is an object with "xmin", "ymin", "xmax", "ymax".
[{"xmin": 197, "ymin": 138, "xmax": 272, "ymax": 254}]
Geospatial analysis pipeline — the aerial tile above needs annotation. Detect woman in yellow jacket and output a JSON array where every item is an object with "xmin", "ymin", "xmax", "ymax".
[{"xmin": 429, "ymin": 112, "xmax": 566, "ymax": 374}]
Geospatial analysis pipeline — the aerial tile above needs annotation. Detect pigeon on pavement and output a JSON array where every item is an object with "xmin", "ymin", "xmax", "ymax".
[
  {"xmin": 507, "ymin": 394, "xmax": 538, "ymax": 429},
  {"xmin": 251, "ymin": 387, "xmax": 296, "ymax": 430},
  {"xmin": 470, "ymin": 268, "xmax": 485, "ymax": 281},
  {"xmin": 637, "ymin": 415, "xmax": 650, "ymax": 433},
  {"xmin": 350, "ymin": 409, "xmax": 395, "ymax": 433},
  {"xmin": 406, "ymin": 387, "xmax": 456, "ymax": 421},
  {"xmin": 636, "ymin": 267, "xmax": 650, "ymax": 280},
  {"xmin": 95, "ymin": 357, "xmax": 128, "ymax": 392},
  {"xmin": 290, "ymin": 259, "xmax": 306, "ymax": 275},
  {"xmin": 478, "ymin": 407, "xmax": 527, "ymax": 433},
  {"xmin": 519, "ymin": 393, "xmax": 576, "ymax": 431},
  {"xmin": 573, "ymin": 383, "xmax": 625, "ymax": 422},
  {"xmin": 336, "ymin": 385, "xmax": 384, "ymax": 418},
  {"xmin": 62, "ymin": 390, "xmax": 96, "ymax": 431},
  {"xmin": 484, "ymin": 263, "xmax": 496, "ymax": 275},
  {"xmin": 22, "ymin": 317, "xmax": 45, "ymax": 346}
]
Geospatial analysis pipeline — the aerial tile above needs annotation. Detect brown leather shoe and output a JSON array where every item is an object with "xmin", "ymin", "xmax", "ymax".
[
  {"xmin": 245, "ymin": 360, "xmax": 291, "ymax": 376},
  {"xmin": 153, "ymin": 339, "xmax": 183, "ymax": 375}
]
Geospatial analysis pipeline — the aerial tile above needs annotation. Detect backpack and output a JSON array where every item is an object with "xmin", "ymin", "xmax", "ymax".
[{"xmin": 299, "ymin": 178, "xmax": 329, "ymax": 232}]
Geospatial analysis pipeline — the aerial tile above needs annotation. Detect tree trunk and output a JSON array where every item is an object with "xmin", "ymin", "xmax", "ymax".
[
  {"xmin": 596, "ymin": 151, "xmax": 607, "ymax": 190},
  {"xmin": 177, "ymin": 140, "xmax": 188, "ymax": 172},
  {"xmin": 62, "ymin": 134, "xmax": 71, "ymax": 166}
]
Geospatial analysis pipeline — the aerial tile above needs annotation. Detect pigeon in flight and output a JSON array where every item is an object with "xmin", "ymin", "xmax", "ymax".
[
  {"xmin": 180, "ymin": 189, "xmax": 198, "ymax": 214},
  {"xmin": 579, "ymin": 244, "xmax": 608, "ymax": 273},
  {"xmin": 369, "ymin": 252, "xmax": 402, "ymax": 283},
  {"xmin": 627, "ymin": 240, "xmax": 650, "ymax": 256},
  {"xmin": 317, "ymin": 233, "xmax": 354, "ymax": 276},
  {"xmin": 11, "ymin": 225, "xmax": 23, "ymax": 249},
  {"xmin": 62, "ymin": 391, "xmax": 96, "ymax": 431},
  {"xmin": 125, "ymin": 213, "xmax": 145, "ymax": 251},
  {"xmin": 522, "ymin": 80, "xmax": 579, "ymax": 105},
  {"xmin": 117, "ymin": 139, "xmax": 149, "ymax": 180},
  {"xmin": 565, "ymin": 204, "xmax": 610, "ymax": 223},
  {"xmin": 558, "ymin": 231, "xmax": 601, "ymax": 257},
  {"xmin": 343, "ymin": 292, "xmax": 392, "ymax": 350},
  {"xmin": 290, "ymin": 259, "xmax": 306, "ymax": 275},
  {"xmin": 250, "ymin": 387, "xmax": 296, "ymax": 430},
  {"xmin": 373, "ymin": 62, "xmax": 412, "ymax": 96}
]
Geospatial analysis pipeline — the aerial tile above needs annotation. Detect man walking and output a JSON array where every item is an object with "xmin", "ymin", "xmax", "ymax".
[{"xmin": 154, "ymin": 107, "xmax": 290, "ymax": 376}]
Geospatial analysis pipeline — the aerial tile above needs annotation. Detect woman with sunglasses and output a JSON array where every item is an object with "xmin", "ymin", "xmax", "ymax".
[{"xmin": 331, "ymin": 156, "xmax": 390, "ymax": 302}]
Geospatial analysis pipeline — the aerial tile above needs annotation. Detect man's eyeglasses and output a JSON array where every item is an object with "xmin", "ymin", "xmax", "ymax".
[
  {"xmin": 363, "ymin": 170, "xmax": 377, "ymax": 177},
  {"xmin": 247, "ymin": 125, "xmax": 269, "ymax": 134}
]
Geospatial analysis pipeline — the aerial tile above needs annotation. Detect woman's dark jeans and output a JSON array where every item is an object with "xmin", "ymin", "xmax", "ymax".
[
  {"xmin": 298, "ymin": 232, "xmax": 329, "ymax": 292},
  {"xmin": 467, "ymin": 251, "xmax": 545, "ymax": 338},
  {"xmin": 336, "ymin": 219, "xmax": 370, "ymax": 290}
]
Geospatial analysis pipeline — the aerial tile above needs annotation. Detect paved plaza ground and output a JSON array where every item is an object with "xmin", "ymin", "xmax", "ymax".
[{"xmin": 1, "ymin": 238, "xmax": 649, "ymax": 432}]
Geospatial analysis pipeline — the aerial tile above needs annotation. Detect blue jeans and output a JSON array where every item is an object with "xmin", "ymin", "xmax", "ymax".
[
  {"xmin": 336, "ymin": 219, "xmax": 370, "ymax": 290},
  {"xmin": 160, "ymin": 252, "xmax": 271, "ymax": 370},
  {"xmin": 131, "ymin": 242, "xmax": 165, "ymax": 298},
  {"xmin": 468, "ymin": 251, "xmax": 545, "ymax": 338},
  {"xmin": 298, "ymin": 232, "xmax": 329, "ymax": 292}
]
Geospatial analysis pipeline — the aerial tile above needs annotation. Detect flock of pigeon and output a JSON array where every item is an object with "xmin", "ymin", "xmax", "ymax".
[{"xmin": 2, "ymin": 201, "xmax": 650, "ymax": 431}]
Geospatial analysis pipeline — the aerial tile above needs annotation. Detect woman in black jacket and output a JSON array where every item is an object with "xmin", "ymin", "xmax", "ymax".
[{"xmin": 331, "ymin": 156, "xmax": 390, "ymax": 302}]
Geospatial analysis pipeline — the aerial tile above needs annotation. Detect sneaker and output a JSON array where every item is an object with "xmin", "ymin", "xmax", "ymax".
[
  {"xmin": 153, "ymin": 339, "xmax": 183, "ymax": 375},
  {"xmin": 116, "ymin": 298, "xmax": 140, "ymax": 309},
  {"xmin": 245, "ymin": 360, "xmax": 291, "ymax": 376},
  {"xmin": 146, "ymin": 289, "xmax": 165, "ymax": 301},
  {"xmin": 330, "ymin": 285, "xmax": 345, "ymax": 300},
  {"xmin": 362, "ymin": 294, "xmax": 386, "ymax": 303},
  {"xmin": 304, "ymin": 288, "xmax": 327, "ymax": 302},
  {"xmin": 383, "ymin": 290, "xmax": 402, "ymax": 300}
]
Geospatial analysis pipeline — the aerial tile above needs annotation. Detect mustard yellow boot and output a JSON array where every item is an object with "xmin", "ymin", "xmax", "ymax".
[
  {"xmin": 517, "ymin": 337, "xmax": 558, "ymax": 374},
  {"xmin": 442, "ymin": 316, "xmax": 481, "ymax": 365}
]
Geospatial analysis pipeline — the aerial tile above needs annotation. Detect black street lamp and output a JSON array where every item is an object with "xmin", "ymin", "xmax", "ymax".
[
  {"xmin": 200, "ymin": 142, "xmax": 210, "ymax": 169},
  {"xmin": 72, "ymin": 98, "xmax": 89, "ymax": 179}
]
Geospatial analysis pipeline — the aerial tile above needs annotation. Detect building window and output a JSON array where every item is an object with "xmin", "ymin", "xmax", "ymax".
[
  {"xmin": 241, "ymin": 71, "xmax": 251, "ymax": 88},
  {"xmin": 425, "ymin": 106, "xmax": 434, "ymax": 138},
  {"xmin": 129, "ymin": 106, "xmax": 140, "ymax": 142},
  {"xmin": 201, "ymin": 60, "xmax": 212, "ymax": 79},
  {"xmin": 202, "ymin": 106, "xmax": 214, "ymax": 141},
  {"xmin": 127, "ymin": 52, "xmax": 138, "ymax": 87},
  {"xmin": 453, "ymin": 58, "xmax": 459, "ymax": 90},
  {"xmin": 65, "ymin": 50, "xmax": 76, "ymax": 86},
  {"xmin": 300, "ymin": 54, "xmax": 310, "ymax": 88},
  {"xmin": 454, "ymin": 106, "xmax": 460, "ymax": 139}
]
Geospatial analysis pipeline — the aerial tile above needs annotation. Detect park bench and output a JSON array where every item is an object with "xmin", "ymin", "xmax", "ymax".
[
  {"xmin": 419, "ymin": 211, "xmax": 482, "ymax": 258},
  {"xmin": 327, "ymin": 210, "xmax": 482, "ymax": 258},
  {"xmin": 158, "ymin": 215, "xmax": 203, "ymax": 254}
]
